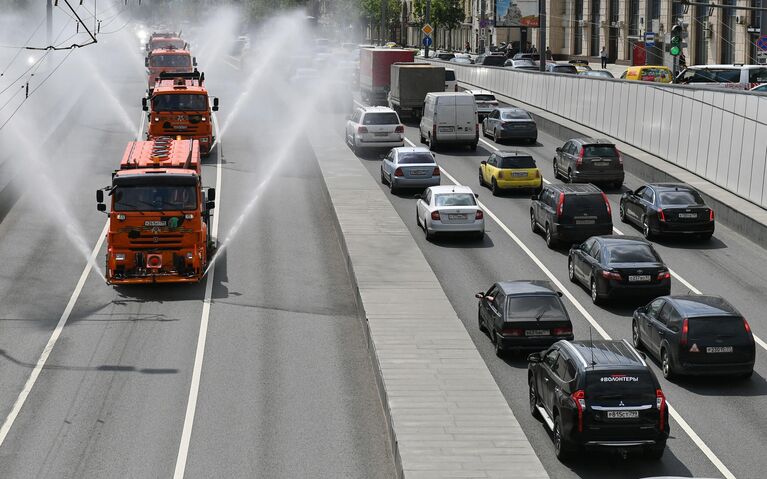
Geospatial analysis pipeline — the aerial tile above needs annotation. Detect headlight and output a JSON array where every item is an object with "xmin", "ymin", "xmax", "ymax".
[
  {"xmin": 115, "ymin": 253, "xmax": 126, "ymax": 261},
  {"xmin": 154, "ymin": 117, "xmax": 160, "ymax": 122},
  {"xmin": 116, "ymin": 214, "xmax": 126, "ymax": 220},
  {"xmin": 186, "ymin": 252, "xmax": 194, "ymax": 260},
  {"xmin": 184, "ymin": 213, "xmax": 194, "ymax": 219}
]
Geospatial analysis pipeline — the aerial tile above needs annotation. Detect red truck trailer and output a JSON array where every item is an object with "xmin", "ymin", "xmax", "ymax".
[{"xmin": 359, "ymin": 48, "xmax": 415, "ymax": 105}]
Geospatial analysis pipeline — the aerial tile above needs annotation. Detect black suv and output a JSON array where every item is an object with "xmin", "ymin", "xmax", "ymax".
[
  {"xmin": 475, "ymin": 53, "xmax": 506, "ymax": 66},
  {"xmin": 531, "ymin": 183, "xmax": 613, "ymax": 248},
  {"xmin": 475, "ymin": 281, "xmax": 574, "ymax": 357},
  {"xmin": 619, "ymin": 183, "xmax": 715, "ymax": 240},
  {"xmin": 632, "ymin": 295, "xmax": 755, "ymax": 379},
  {"xmin": 553, "ymin": 138, "xmax": 624, "ymax": 188},
  {"xmin": 528, "ymin": 339, "xmax": 669, "ymax": 461}
]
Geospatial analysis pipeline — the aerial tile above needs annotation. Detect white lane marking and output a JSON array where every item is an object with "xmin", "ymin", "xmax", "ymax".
[
  {"xmin": 405, "ymin": 135, "xmax": 737, "ymax": 479},
  {"xmin": 0, "ymin": 220, "xmax": 109, "ymax": 448},
  {"xmin": 173, "ymin": 113, "xmax": 223, "ymax": 479}
]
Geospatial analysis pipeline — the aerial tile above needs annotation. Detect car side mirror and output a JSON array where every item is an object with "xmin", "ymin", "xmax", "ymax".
[
  {"xmin": 145, "ymin": 57, "xmax": 149, "ymax": 67},
  {"xmin": 193, "ymin": 57, "xmax": 198, "ymax": 66},
  {"xmin": 207, "ymin": 188, "xmax": 216, "ymax": 201},
  {"xmin": 474, "ymin": 292, "xmax": 484, "ymax": 299},
  {"xmin": 206, "ymin": 200, "xmax": 215, "ymax": 210},
  {"xmin": 480, "ymin": 160, "xmax": 487, "ymax": 165},
  {"xmin": 636, "ymin": 306, "xmax": 646, "ymax": 314},
  {"xmin": 142, "ymin": 98, "xmax": 148, "ymax": 111},
  {"xmin": 474, "ymin": 193, "xmax": 479, "ymax": 198},
  {"xmin": 555, "ymin": 147, "xmax": 562, "ymax": 152},
  {"xmin": 96, "ymin": 189, "xmax": 104, "ymax": 203},
  {"xmin": 97, "ymin": 203, "xmax": 106, "ymax": 212},
  {"xmin": 413, "ymin": 193, "xmax": 423, "ymax": 200},
  {"xmin": 557, "ymin": 291, "xmax": 563, "ymax": 297},
  {"xmin": 212, "ymin": 97, "xmax": 219, "ymax": 112},
  {"xmin": 527, "ymin": 352, "xmax": 542, "ymax": 363},
  {"xmin": 531, "ymin": 194, "xmax": 538, "ymax": 201}
]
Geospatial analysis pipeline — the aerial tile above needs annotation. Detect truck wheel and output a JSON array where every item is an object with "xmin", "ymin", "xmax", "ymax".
[
  {"xmin": 419, "ymin": 130, "xmax": 426, "ymax": 143},
  {"xmin": 470, "ymin": 142, "xmax": 478, "ymax": 151},
  {"xmin": 429, "ymin": 134, "xmax": 437, "ymax": 151}
]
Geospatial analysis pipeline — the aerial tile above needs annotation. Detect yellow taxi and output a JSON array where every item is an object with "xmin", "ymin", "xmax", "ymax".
[
  {"xmin": 478, "ymin": 152, "xmax": 542, "ymax": 196},
  {"xmin": 620, "ymin": 65, "xmax": 673, "ymax": 83}
]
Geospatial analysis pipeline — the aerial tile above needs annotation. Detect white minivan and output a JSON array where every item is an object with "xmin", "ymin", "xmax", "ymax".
[{"xmin": 419, "ymin": 92, "xmax": 478, "ymax": 151}]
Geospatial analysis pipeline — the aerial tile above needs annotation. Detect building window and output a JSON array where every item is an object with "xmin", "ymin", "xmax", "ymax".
[
  {"xmin": 591, "ymin": 0, "xmax": 601, "ymax": 56},
  {"xmin": 721, "ymin": 0, "xmax": 736, "ymax": 63},
  {"xmin": 628, "ymin": 0, "xmax": 639, "ymax": 36},
  {"xmin": 574, "ymin": 0, "xmax": 583, "ymax": 54},
  {"xmin": 694, "ymin": 1, "xmax": 709, "ymax": 65},
  {"xmin": 650, "ymin": 0, "xmax": 661, "ymax": 21},
  {"xmin": 753, "ymin": 0, "xmax": 762, "ymax": 30}
]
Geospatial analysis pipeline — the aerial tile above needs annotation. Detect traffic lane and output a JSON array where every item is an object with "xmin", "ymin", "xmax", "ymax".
[
  {"xmin": 182, "ymin": 102, "xmax": 395, "ymax": 476},
  {"xmin": 347, "ymin": 138, "xmax": 719, "ymax": 479},
  {"xmin": 397, "ymin": 125, "xmax": 766, "ymax": 479}
]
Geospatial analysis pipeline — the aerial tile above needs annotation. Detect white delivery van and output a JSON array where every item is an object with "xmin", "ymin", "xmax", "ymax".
[{"xmin": 419, "ymin": 92, "xmax": 478, "ymax": 151}]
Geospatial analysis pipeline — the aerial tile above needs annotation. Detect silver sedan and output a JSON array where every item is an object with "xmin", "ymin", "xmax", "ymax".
[
  {"xmin": 381, "ymin": 147, "xmax": 440, "ymax": 193},
  {"xmin": 416, "ymin": 185, "xmax": 485, "ymax": 241}
]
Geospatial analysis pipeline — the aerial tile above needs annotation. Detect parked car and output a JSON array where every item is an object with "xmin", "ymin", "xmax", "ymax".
[
  {"xmin": 750, "ymin": 83, "xmax": 767, "ymax": 92},
  {"xmin": 619, "ymin": 183, "xmax": 715, "ymax": 240},
  {"xmin": 345, "ymin": 106, "xmax": 405, "ymax": 154},
  {"xmin": 419, "ymin": 92, "xmax": 479, "ymax": 150},
  {"xmin": 545, "ymin": 62, "xmax": 578, "ymax": 74},
  {"xmin": 531, "ymin": 183, "xmax": 613, "ymax": 248},
  {"xmin": 632, "ymin": 295, "xmax": 755, "ymax": 379},
  {"xmin": 677, "ymin": 64, "xmax": 767, "ymax": 89},
  {"xmin": 435, "ymin": 51, "xmax": 455, "ymax": 61},
  {"xmin": 505, "ymin": 58, "xmax": 536, "ymax": 69},
  {"xmin": 482, "ymin": 107, "xmax": 537, "ymax": 143},
  {"xmin": 621, "ymin": 66, "xmax": 673, "ymax": 83},
  {"xmin": 513, "ymin": 53, "xmax": 541, "ymax": 61},
  {"xmin": 475, "ymin": 53, "xmax": 506, "ymax": 66},
  {"xmin": 380, "ymin": 147, "xmax": 440, "ymax": 193},
  {"xmin": 476, "ymin": 280, "xmax": 574, "ymax": 357},
  {"xmin": 568, "ymin": 235, "xmax": 671, "ymax": 304},
  {"xmin": 450, "ymin": 57, "xmax": 473, "ymax": 64},
  {"xmin": 416, "ymin": 185, "xmax": 484, "ymax": 240},
  {"xmin": 553, "ymin": 138, "xmax": 624, "ymax": 188},
  {"xmin": 528, "ymin": 339, "xmax": 669, "ymax": 461},
  {"xmin": 445, "ymin": 68, "xmax": 457, "ymax": 91},
  {"xmin": 468, "ymin": 89, "xmax": 499, "ymax": 119},
  {"xmin": 479, "ymin": 151, "xmax": 542, "ymax": 196},
  {"xmin": 580, "ymin": 70, "xmax": 614, "ymax": 79}
]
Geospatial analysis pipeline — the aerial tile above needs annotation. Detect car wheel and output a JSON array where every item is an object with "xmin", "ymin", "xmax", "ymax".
[
  {"xmin": 416, "ymin": 209, "xmax": 421, "ymax": 228},
  {"xmin": 545, "ymin": 224, "xmax": 556, "ymax": 249},
  {"xmin": 475, "ymin": 230, "xmax": 485, "ymax": 241},
  {"xmin": 741, "ymin": 369, "xmax": 754, "ymax": 379},
  {"xmin": 642, "ymin": 216, "xmax": 654, "ymax": 240},
  {"xmin": 493, "ymin": 331, "xmax": 504, "ymax": 358},
  {"xmin": 529, "ymin": 377, "xmax": 541, "ymax": 419},
  {"xmin": 469, "ymin": 142, "xmax": 478, "ymax": 151},
  {"xmin": 380, "ymin": 167, "xmax": 387, "ymax": 185},
  {"xmin": 478, "ymin": 169, "xmax": 485, "ymax": 187},
  {"xmin": 351, "ymin": 136, "xmax": 358, "ymax": 154},
  {"xmin": 699, "ymin": 232, "xmax": 713, "ymax": 241},
  {"xmin": 591, "ymin": 277, "xmax": 602, "ymax": 305},
  {"xmin": 491, "ymin": 179, "xmax": 500, "ymax": 196},
  {"xmin": 530, "ymin": 137, "xmax": 537, "ymax": 145},
  {"xmin": 632, "ymin": 320, "xmax": 643, "ymax": 349},
  {"xmin": 661, "ymin": 348, "xmax": 674, "ymax": 379},
  {"xmin": 428, "ymin": 134, "xmax": 437, "ymax": 151},
  {"xmin": 553, "ymin": 159, "xmax": 560, "ymax": 179},
  {"xmin": 425, "ymin": 222, "xmax": 434, "ymax": 241},
  {"xmin": 567, "ymin": 168, "xmax": 574, "ymax": 183},
  {"xmin": 554, "ymin": 414, "xmax": 572, "ymax": 461},
  {"xmin": 613, "ymin": 181, "xmax": 623, "ymax": 189},
  {"xmin": 619, "ymin": 202, "xmax": 628, "ymax": 223},
  {"xmin": 478, "ymin": 310, "xmax": 487, "ymax": 333},
  {"xmin": 530, "ymin": 210, "xmax": 539, "ymax": 233},
  {"xmin": 482, "ymin": 124, "xmax": 489, "ymax": 138},
  {"xmin": 419, "ymin": 131, "xmax": 425, "ymax": 143},
  {"xmin": 493, "ymin": 128, "xmax": 499, "ymax": 142},
  {"xmin": 645, "ymin": 442, "xmax": 666, "ymax": 460},
  {"xmin": 389, "ymin": 178, "xmax": 398, "ymax": 194},
  {"xmin": 568, "ymin": 258, "xmax": 577, "ymax": 283}
]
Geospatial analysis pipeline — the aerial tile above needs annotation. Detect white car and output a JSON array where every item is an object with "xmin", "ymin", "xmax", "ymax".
[
  {"xmin": 468, "ymin": 89, "xmax": 499, "ymax": 119},
  {"xmin": 346, "ymin": 106, "xmax": 405, "ymax": 153},
  {"xmin": 416, "ymin": 185, "xmax": 485, "ymax": 240},
  {"xmin": 445, "ymin": 68, "xmax": 457, "ymax": 92}
]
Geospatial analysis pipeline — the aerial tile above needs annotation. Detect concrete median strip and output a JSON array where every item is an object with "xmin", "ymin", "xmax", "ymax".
[{"xmin": 308, "ymin": 128, "xmax": 549, "ymax": 479}]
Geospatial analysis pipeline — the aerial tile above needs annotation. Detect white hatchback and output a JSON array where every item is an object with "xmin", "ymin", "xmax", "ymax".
[
  {"xmin": 416, "ymin": 185, "xmax": 485, "ymax": 241},
  {"xmin": 346, "ymin": 106, "xmax": 405, "ymax": 153}
]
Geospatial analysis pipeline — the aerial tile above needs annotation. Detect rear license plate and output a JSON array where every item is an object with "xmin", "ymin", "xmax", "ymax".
[
  {"xmin": 678, "ymin": 213, "xmax": 698, "ymax": 218},
  {"xmin": 448, "ymin": 214, "xmax": 466, "ymax": 220},
  {"xmin": 607, "ymin": 410, "xmax": 639, "ymax": 419},
  {"xmin": 706, "ymin": 346, "xmax": 733, "ymax": 353},
  {"xmin": 525, "ymin": 329, "xmax": 550, "ymax": 336},
  {"xmin": 439, "ymin": 126, "xmax": 454, "ymax": 132},
  {"xmin": 628, "ymin": 275, "xmax": 651, "ymax": 282},
  {"xmin": 512, "ymin": 171, "xmax": 528, "ymax": 177},
  {"xmin": 575, "ymin": 219, "xmax": 595, "ymax": 225},
  {"xmin": 410, "ymin": 169, "xmax": 427, "ymax": 175},
  {"xmin": 593, "ymin": 161, "xmax": 609, "ymax": 167},
  {"xmin": 374, "ymin": 132, "xmax": 388, "ymax": 137}
]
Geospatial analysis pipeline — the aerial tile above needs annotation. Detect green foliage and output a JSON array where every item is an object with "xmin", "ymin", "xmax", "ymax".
[
  {"xmin": 243, "ymin": 0, "xmax": 310, "ymax": 19},
  {"xmin": 432, "ymin": 0, "xmax": 462, "ymax": 29},
  {"xmin": 360, "ymin": 0, "xmax": 402, "ymax": 27}
]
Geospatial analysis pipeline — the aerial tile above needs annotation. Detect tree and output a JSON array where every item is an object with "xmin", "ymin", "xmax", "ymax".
[
  {"xmin": 360, "ymin": 0, "xmax": 401, "ymax": 43},
  {"xmin": 431, "ymin": 0, "xmax": 462, "ymax": 49}
]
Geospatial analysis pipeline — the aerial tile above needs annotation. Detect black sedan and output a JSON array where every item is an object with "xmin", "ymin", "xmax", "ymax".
[
  {"xmin": 568, "ymin": 236, "xmax": 671, "ymax": 304},
  {"xmin": 632, "ymin": 295, "xmax": 755, "ymax": 379},
  {"xmin": 482, "ymin": 107, "xmax": 537, "ymax": 143},
  {"xmin": 619, "ymin": 183, "xmax": 715, "ymax": 240},
  {"xmin": 476, "ymin": 280, "xmax": 573, "ymax": 357}
]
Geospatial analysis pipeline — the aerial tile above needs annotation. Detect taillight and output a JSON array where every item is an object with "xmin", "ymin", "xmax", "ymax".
[
  {"xmin": 431, "ymin": 211, "xmax": 441, "ymax": 221},
  {"xmin": 556, "ymin": 192, "xmax": 565, "ymax": 217},
  {"xmin": 432, "ymin": 124, "xmax": 437, "ymax": 138},
  {"xmin": 601, "ymin": 192, "xmax": 611, "ymax": 215},
  {"xmin": 475, "ymin": 123, "xmax": 479, "ymax": 136},
  {"xmin": 357, "ymin": 126, "xmax": 368, "ymax": 134},
  {"xmin": 534, "ymin": 170, "xmax": 540, "ymax": 178},
  {"xmin": 658, "ymin": 209, "xmax": 666, "ymax": 222},
  {"xmin": 577, "ymin": 148, "xmax": 584, "ymax": 167},
  {"xmin": 501, "ymin": 327, "xmax": 524, "ymax": 336},
  {"xmin": 497, "ymin": 170, "xmax": 504, "ymax": 180},
  {"xmin": 680, "ymin": 318, "xmax": 689, "ymax": 346},
  {"xmin": 394, "ymin": 167, "xmax": 404, "ymax": 177},
  {"xmin": 601, "ymin": 270, "xmax": 622, "ymax": 280},
  {"xmin": 657, "ymin": 270, "xmax": 671, "ymax": 280},
  {"xmin": 475, "ymin": 210, "xmax": 484, "ymax": 220},
  {"xmin": 616, "ymin": 147, "xmax": 624, "ymax": 165},
  {"xmin": 744, "ymin": 318, "xmax": 752, "ymax": 335},
  {"xmin": 553, "ymin": 327, "xmax": 572, "ymax": 336},
  {"xmin": 571, "ymin": 390, "xmax": 586, "ymax": 432},
  {"xmin": 710, "ymin": 209, "xmax": 715, "ymax": 221},
  {"xmin": 656, "ymin": 389, "xmax": 666, "ymax": 431},
  {"xmin": 454, "ymin": 84, "xmax": 458, "ymax": 92},
  {"xmin": 432, "ymin": 166, "xmax": 440, "ymax": 176},
  {"xmin": 395, "ymin": 125, "xmax": 405, "ymax": 133}
]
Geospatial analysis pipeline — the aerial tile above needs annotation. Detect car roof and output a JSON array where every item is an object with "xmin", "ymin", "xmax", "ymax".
[
  {"xmin": 571, "ymin": 138, "xmax": 614, "ymax": 145},
  {"xmin": 360, "ymin": 106, "xmax": 396, "ymax": 113},
  {"xmin": 648, "ymin": 183, "xmax": 696, "ymax": 191},
  {"xmin": 545, "ymin": 183, "xmax": 603, "ymax": 194},
  {"xmin": 686, "ymin": 64, "xmax": 760, "ymax": 69},
  {"xmin": 665, "ymin": 295, "xmax": 740, "ymax": 317},
  {"xmin": 566, "ymin": 340, "xmax": 647, "ymax": 369},
  {"xmin": 426, "ymin": 92, "xmax": 473, "ymax": 97},
  {"xmin": 496, "ymin": 280, "xmax": 558, "ymax": 296},
  {"xmin": 495, "ymin": 151, "xmax": 533, "ymax": 158},
  {"xmin": 468, "ymin": 89, "xmax": 494, "ymax": 95},
  {"xmin": 393, "ymin": 146, "xmax": 431, "ymax": 154},
  {"xmin": 428, "ymin": 185, "xmax": 474, "ymax": 194},
  {"xmin": 496, "ymin": 107, "xmax": 527, "ymax": 113},
  {"xmin": 596, "ymin": 235, "xmax": 649, "ymax": 245}
]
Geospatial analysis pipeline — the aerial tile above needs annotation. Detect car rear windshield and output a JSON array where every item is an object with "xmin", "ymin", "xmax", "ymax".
[
  {"xmin": 362, "ymin": 112, "xmax": 399, "ymax": 125},
  {"xmin": 584, "ymin": 145, "xmax": 618, "ymax": 157},
  {"xmin": 658, "ymin": 190, "xmax": 705, "ymax": 206},
  {"xmin": 680, "ymin": 68, "xmax": 741, "ymax": 83},
  {"xmin": 435, "ymin": 193, "xmax": 476, "ymax": 206},
  {"xmin": 474, "ymin": 94, "xmax": 496, "ymax": 101},
  {"xmin": 563, "ymin": 194, "xmax": 607, "ymax": 216},
  {"xmin": 688, "ymin": 317, "xmax": 747, "ymax": 339},
  {"xmin": 501, "ymin": 110, "xmax": 532, "ymax": 120},
  {"xmin": 445, "ymin": 70, "xmax": 456, "ymax": 81},
  {"xmin": 639, "ymin": 68, "xmax": 671, "ymax": 79},
  {"xmin": 748, "ymin": 68, "xmax": 767, "ymax": 83},
  {"xmin": 552, "ymin": 65, "xmax": 577, "ymax": 74},
  {"xmin": 606, "ymin": 244, "xmax": 660, "ymax": 263},
  {"xmin": 586, "ymin": 370, "xmax": 656, "ymax": 400},
  {"xmin": 505, "ymin": 295, "xmax": 567, "ymax": 319},
  {"xmin": 498, "ymin": 156, "xmax": 535, "ymax": 168},
  {"xmin": 398, "ymin": 152, "xmax": 435, "ymax": 164},
  {"xmin": 482, "ymin": 56, "xmax": 506, "ymax": 66}
]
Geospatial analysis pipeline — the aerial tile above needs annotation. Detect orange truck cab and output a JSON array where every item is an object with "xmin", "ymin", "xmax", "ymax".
[
  {"xmin": 96, "ymin": 137, "xmax": 215, "ymax": 285},
  {"xmin": 145, "ymin": 32, "xmax": 186, "ymax": 54},
  {"xmin": 145, "ymin": 47, "xmax": 196, "ymax": 91},
  {"xmin": 142, "ymin": 71, "xmax": 218, "ymax": 156}
]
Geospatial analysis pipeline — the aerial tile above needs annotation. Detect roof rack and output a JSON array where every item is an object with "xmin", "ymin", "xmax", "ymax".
[{"xmin": 158, "ymin": 70, "xmax": 204, "ymax": 84}]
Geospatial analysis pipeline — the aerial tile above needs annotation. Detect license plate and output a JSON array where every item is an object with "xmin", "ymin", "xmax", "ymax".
[
  {"xmin": 525, "ymin": 329, "xmax": 550, "ymax": 336},
  {"xmin": 448, "ymin": 214, "xmax": 466, "ymax": 220},
  {"xmin": 144, "ymin": 221, "xmax": 167, "ymax": 227},
  {"xmin": 439, "ymin": 126, "xmax": 454, "ymax": 132},
  {"xmin": 706, "ymin": 346, "xmax": 733, "ymax": 353},
  {"xmin": 173, "ymin": 125, "xmax": 188, "ymax": 130},
  {"xmin": 374, "ymin": 132, "xmax": 388, "ymax": 137},
  {"xmin": 628, "ymin": 275, "xmax": 651, "ymax": 282},
  {"xmin": 511, "ymin": 171, "xmax": 528, "ymax": 177},
  {"xmin": 678, "ymin": 213, "xmax": 698, "ymax": 218},
  {"xmin": 575, "ymin": 219, "xmax": 595, "ymax": 225},
  {"xmin": 593, "ymin": 161, "xmax": 609, "ymax": 167},
  {"xmin": 410, "ymin": 169, "xmax": 426, "ymax": 175},
  {"xmin": 607, "ymin": 410, "xmax": 639, "ymax": 419}
]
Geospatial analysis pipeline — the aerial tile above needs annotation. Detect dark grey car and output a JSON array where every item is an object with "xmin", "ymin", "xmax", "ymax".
[
  {"xmin": 482, "ymin": 108, "xmax": 537, "ymax": 143},
  {"xmin": 553, "ymin": 138, "xmax": 624, "ymax": 188}
]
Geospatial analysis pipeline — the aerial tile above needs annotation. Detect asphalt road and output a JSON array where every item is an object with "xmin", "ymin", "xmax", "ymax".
[
  {"xmin": 342, "ymin": 102, "xmax": 767, "ymax": 479},
  {"xmin": 0, "ymin": 36, "xmax": 393, "ymax": 478}
]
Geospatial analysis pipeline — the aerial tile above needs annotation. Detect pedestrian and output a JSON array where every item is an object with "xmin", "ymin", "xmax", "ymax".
[
  {"xmin": 545, "ymin": 46, "xmax": 552, "ymax": 60},
  {"xmin": 465, "ymin": 41, "xmax": 470, "ymax": 53},
  {"xmin": 600, "ymin": 46, "xmax": 608, "ymax": 69}
]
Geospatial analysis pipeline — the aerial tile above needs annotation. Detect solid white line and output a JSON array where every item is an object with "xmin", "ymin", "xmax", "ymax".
[
  {"xmin": 406, "ymin": 136, "xmax": 737, "ymax": 479},
  {"xmin": 0, "ymin": 220, "xmax": 109, "ymax": 448},
  {"xmin": 172, "ymin": 113, "xmax": 223, "ymax": 479}
]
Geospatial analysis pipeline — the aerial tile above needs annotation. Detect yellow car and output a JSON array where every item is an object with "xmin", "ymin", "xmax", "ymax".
[
  {"xmin": 479, "ymin": 151, "xmax": 542, "ymax": 196},
  {"xmin": 620, "ymin": 65, "xmax": 673, "ymax": 83}
]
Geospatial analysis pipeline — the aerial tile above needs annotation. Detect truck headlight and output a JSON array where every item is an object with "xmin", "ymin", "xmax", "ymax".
[
  {"xmin": 186, "ymin": 252, "xmax": 194, "ymax": 260},
  {"xmin": 116, "ymin": 214, "xmax": 126, "ymax": 220},
  {"xmin": 115, "ymin": 253, "xmax": 126, "ymax": 261}
]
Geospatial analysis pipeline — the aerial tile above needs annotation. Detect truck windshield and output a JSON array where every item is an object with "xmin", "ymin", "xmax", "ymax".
[
  {"xmin": 150, "ymin": 54, "xmax": 191, "ymax": 67},
  {"xmin": 150, "ymin": 39, "xmax": 185, "ymax": 50},
  {"xmin": 153, "ymin": 94, "xmax": 207, "ymax": 111},
  {"xmin": 113, "ymin": 185, "xmax": 197, "ymax": 211}
]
